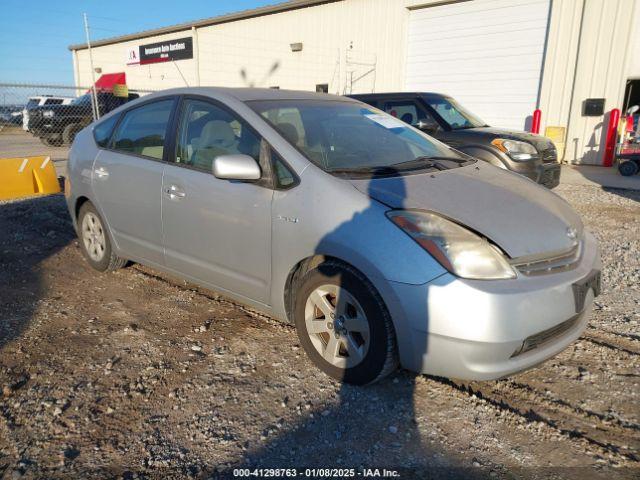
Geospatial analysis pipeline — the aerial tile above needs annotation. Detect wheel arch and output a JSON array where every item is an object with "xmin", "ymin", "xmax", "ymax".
[{"xmin": 283, "ymin": 254, "xmax": 386, "ymax": 325}]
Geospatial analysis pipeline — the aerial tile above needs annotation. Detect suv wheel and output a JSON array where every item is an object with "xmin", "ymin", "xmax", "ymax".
[
  {"xmin": 294, "ymin": 261, "xmax": 398, "ymax": 385},
  {"xmin": 77, "ymin": 202, "xmax": 127, "ymax": 272},
  {"xmin": 40, "ymin": 136, "xmax": 63, "ymax": 147},
  {"xmin": 62, "ymin": 123, "xmax": 82, "ymax": 145}
]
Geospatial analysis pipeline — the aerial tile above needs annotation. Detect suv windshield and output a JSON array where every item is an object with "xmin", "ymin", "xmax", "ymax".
[
  {"xmin": 71, "ymin": 94, "xmax": 92, "ymax": 106},
  {"xmin": 425, "ymin": 96, "xmax": 487, "ymax": 130},
  {"xmin": 249, "ymin": 99, "xmax": 471, "ymax": 175}
]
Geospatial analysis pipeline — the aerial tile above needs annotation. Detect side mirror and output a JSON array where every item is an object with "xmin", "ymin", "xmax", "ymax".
[
  {"xmin": 627, "ymin": 105, "xmax": 639, "ymax": 115},
  {"xmin": 415, "ymin": 120, "xmax": 438, "ymax": 134},
  {"xmin": 212, "ymin": 154, "xmax": 261, "ymax": 180}
]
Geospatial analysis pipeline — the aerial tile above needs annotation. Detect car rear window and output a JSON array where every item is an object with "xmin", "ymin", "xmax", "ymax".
[
  {"xmin": 93, "ymin": 114, "xmax": 120, "ymax": 148},
  {"xmin": 111, "ymin": 100, "xmax": 174, "ymax": 160}
]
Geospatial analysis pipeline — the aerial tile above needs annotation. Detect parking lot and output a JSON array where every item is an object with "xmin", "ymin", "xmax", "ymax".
[{"xmin": 0, "ymin": 181, "xmax": 638, "ymax": 478}]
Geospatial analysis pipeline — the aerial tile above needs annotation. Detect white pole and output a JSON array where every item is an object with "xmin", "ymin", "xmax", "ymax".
[
  {"xmin": 83, "ymin": 13, "xmax": 99, "ymax": 121},
  {"xmin": 192, "ymin": 26, "xmax": 200, "ymax": 87}
]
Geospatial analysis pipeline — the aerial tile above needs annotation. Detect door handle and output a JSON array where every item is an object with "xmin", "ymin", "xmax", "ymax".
[
  {"xmin": 94, "ymin": 167, "xmax": 109, "ymax": 179},
  {"xmin": 165, "ymin": 184, "xmax": 186, "ymax": 200}
]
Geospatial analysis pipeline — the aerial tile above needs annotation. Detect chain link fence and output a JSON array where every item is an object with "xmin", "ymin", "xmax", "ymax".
[{"xmin": 0, "ymin": 84, "xmax": 154, "ymax": 174}]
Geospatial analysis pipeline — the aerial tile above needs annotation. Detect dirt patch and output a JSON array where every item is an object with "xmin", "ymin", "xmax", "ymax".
[{"xmin": 0, "ymin": 186, "xmax": 638, "ymax": 479}]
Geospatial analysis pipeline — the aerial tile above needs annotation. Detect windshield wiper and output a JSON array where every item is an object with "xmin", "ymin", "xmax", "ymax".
[{"xmin": 391, "ymin": 156, "xmax": 461, "ymax": 171}]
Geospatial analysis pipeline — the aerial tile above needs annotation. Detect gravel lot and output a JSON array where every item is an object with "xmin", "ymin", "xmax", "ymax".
[{"xmin": 0, "ymin": 184, "xmax": 638, "ymax": 479}]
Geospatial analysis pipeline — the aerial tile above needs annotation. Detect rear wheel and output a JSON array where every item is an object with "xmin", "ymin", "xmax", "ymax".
[
  {"xmin": 294, "ymin": 261, "xmax": 398, "ymax": 385},
  {"xmin": 77, "ymin": 202, "xmax": 127, "ymax": 272},
  {"xmin": 40, "ymin": 136, "xmax": 63, "ymax": 147}
]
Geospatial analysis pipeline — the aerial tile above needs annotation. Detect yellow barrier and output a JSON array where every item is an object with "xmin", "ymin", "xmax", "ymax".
[{"xmin": 0, "ymin": 156, "xmax": 61, "ymax": 200}]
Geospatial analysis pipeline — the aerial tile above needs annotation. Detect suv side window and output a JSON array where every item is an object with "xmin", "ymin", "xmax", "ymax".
[
  {"xmin": 175, "ymin": 99, "xmax": 261, "ymax": 173},
  {"xmin": 111, "ymin": 99, "xmax": 174, "ymax": 160},
  {"xmin": 383, "ymin": 101, "xmax": 441, "ymax": 133}
]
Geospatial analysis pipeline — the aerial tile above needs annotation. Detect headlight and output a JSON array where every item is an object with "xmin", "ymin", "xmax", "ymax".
[
  {"xmin": 42, "ymin": 110, "xmax": 55, "ymax": 118},
  {"xmin": 387, "ymin": 210, "xmax": 516, "ymax": 280},
  {"xmin": 491, "ymin": 139, "xmax": 538, "ymax": 161}
]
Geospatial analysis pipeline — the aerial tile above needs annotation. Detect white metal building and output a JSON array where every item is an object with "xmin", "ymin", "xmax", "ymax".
[{"xmin": 69, "ymin": 0, "xmax": 640, "ymax": 165}]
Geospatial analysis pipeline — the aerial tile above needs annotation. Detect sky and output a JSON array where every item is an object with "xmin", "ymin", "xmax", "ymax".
[{"xmin": 0, "ymin": 0, "xmax": 275, "ymax": 85}]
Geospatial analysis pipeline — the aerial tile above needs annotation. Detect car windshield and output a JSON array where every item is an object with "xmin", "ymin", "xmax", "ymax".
[
  {"xmin": 248, "ymin": 99, "xmax": 471, "ymax": 175},
  {"xmin": 425, "ymin": 96, "xmax": 487, "ymax": 130},
  {"xmin": 71, "ymin": 94, "xmax": 92, "ymax": 105}
]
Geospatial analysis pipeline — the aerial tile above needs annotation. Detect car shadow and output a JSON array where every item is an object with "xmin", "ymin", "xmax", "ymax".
[
  {"xmin": 0, "ymin": 194, "xmax": 74, "ymax": 352},
  {"xmin": 216, "ymin": 169, "xmax": 477, "ymax": 478}
]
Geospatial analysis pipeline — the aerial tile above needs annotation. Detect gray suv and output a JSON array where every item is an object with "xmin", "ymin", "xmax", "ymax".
[{"xmin": 349, "ymin": 92, "xmax": 561, "ymax": 188}]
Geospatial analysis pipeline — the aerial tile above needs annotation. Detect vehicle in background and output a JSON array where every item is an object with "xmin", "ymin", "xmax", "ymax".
[
  {"xmin": 22, "ymin": 96, "xmax": 74, "ymax": 132},
  {"xmin": 0, "ymin": 105, "xmax": 23, "ymax": 126},
  {"xmin": 349, "ymin": 92, "xmax": 561, "ymax": 189},
  {"xmin": 28, "ymin": 91, "xmax": 139, "ymax": 146}
]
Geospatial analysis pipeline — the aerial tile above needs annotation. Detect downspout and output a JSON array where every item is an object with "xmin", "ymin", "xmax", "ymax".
[
  {"xmin": 192, "ymin": 26, "xmax": 201, "ymax": 86},
  {"xmin": 563, "ymin": 0, "xmax": 587, "ymax": 164}
]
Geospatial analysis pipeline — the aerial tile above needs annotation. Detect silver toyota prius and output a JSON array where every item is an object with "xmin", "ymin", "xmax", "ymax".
[{"xmin": 65, "ymin": 87, "xmax": 601, "ymax": 385}]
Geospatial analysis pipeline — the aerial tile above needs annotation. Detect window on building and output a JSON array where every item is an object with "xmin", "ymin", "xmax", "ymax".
[{"xmin": 316, "ymin": 84, "xmax": 329, "ymax": 93}]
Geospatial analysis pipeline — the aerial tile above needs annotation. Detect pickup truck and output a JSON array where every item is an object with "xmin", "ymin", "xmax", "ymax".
[
  {"xmin": 28, "ymin": 91, "xmax": 139, "ymax": 146},
  {"xmin": 349, "ymin": 92, "xmax": 561, "ymax": 189}
]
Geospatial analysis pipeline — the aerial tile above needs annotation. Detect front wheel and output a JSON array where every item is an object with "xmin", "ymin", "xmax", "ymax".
[
  {"xmin": 618, "ymin": 160, "xmax": 639, "ymax": 177},
  {"xmin": 294, "ymin": 261, "xmax": 398, "ymax": 385},
  {"xmin": 62, "ymin": 123, "xmax": 82, "ymax": 145},
  {"xmin": 77, "ymin": 202, "xmax": 127, "ymax": 272}
]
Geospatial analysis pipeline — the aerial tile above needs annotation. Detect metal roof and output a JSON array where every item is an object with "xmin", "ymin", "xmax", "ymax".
[{"xmin": 68, "ymin": 0, "xmax": 342, "ymax": 51}]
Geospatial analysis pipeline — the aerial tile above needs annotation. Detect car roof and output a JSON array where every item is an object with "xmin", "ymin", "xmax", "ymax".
[
  {"xmin": 349, "ymin": 92, "xmax": 449, "ymax": 99},
  {"xmin": 138, "ymin": 86, "xmax": 357, "ymax": 103}
]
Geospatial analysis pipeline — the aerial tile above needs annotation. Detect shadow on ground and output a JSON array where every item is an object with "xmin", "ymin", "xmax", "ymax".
[{"xmin": 0, "ymin": 194, "xmax": 74, "ymax": 351}]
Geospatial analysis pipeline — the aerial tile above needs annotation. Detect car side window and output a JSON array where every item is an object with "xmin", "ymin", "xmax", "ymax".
[
  {"xmin": 111, "ymin": 99, "xmax": 174, "ymax": 160},
  {"xmin": 175, "ymin": 99, "xmax": 261, "ymax": 174},
  {"xmin": 384, "ymin": 101, "xmax": 440, "ymax": 132},
  {"xmin": 93, "ymin": 114, "xmax": 120, "ymax": 148},
  {"xmin": 271, "ymin": 150, "xmax": 296, "ymax": 189}
]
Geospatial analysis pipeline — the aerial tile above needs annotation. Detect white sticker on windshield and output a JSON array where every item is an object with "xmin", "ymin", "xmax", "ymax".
[{"xmin": 364, "ymin": 114, "xmax": 406, "ymax": 129}]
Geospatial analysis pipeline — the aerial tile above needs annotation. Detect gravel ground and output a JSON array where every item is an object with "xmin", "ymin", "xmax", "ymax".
[{"xmin": 0, "ymin": 185, "xmax": 638, "ymax": 479}]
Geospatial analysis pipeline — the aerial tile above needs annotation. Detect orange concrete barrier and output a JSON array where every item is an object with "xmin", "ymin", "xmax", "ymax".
[{"xmin": 0, "ymin": 156, "xmax": 60, "ymax": 200}]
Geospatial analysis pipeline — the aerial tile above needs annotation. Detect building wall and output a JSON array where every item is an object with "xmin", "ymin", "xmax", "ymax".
[
  {"xmin": 75, "ymin": 0, "xmax": 434, "ymax": 94},
  {"xmin": 73, "ymin": 0, "xmax": 637, "ymax": 164},
  {"xmin": 538, "ymin": 0, "xmax": 637, "ymax": 164}
]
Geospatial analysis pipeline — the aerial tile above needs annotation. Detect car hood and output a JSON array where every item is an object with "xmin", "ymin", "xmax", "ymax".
[
  {"xmin": 455, "ymin": 127, "xmax": 554, "ymax": 150},
  {"xmin": 349, "ymin": 162, "xmax": 582, "ymax": 259}
]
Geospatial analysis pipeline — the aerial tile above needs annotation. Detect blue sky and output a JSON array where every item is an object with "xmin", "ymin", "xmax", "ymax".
[{"xmin": 0, "ymin": 0, "xmax": 274, "ymax": 85}]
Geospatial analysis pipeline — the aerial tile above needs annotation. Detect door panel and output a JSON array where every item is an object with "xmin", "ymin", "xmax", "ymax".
[
  {"xmin": 91, "ymin": 98, "xmax": 175, "ymax": 265},
  {"xmin": 161, "ymin": 97, "xmax": 272, "ymax": 304},
  {"xmin": 161, "ymin": 166, "xmax": 273, "ymax": 303},
  {"xmin": 92, "ymin": 149, "xmax": 164, "ymax": 264}
]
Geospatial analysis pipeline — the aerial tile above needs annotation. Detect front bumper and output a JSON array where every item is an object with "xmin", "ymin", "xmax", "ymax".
[{"xmin": 379, "ymin": 231, "xmax": 600, "ymax": 380}]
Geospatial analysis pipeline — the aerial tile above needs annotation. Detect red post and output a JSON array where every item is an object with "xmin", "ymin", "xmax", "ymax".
[
  {"xmin": 603, "ymin": 108, "xmax": 620, "ymax": 167},
  {"xmin": 531, "ymin": 109, "xmax": 541, "ymax": 134}
]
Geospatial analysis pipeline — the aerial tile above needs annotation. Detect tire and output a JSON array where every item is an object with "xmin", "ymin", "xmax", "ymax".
[
  {"xmin": 618, "ymin": 160, "xmax": 639, "ymax": 177},
  {"xmin": 77, "ymin": 202, "xmax": 127, "ymax": 272},
  {"xmin": 39, "ymin": 136, "xmax": 63, "ymax": 147},
  {"xmin": 293, "ymin": 260, "xmax": 398, "ymax": 385},
  {"xmin": 62, "ymin": 123, "xmax": 81, "ymax": 145}
]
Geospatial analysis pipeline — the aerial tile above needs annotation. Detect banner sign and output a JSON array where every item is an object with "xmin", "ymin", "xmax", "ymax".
[{"xmin": 139, "ymin": 37, "xmax": 193, "ymax": 65}]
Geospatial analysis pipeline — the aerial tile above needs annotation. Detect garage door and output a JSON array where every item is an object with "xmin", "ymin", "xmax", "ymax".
[{"xmin": 405, "ymin": 0, "xmax": 550, "ymax": 131}]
